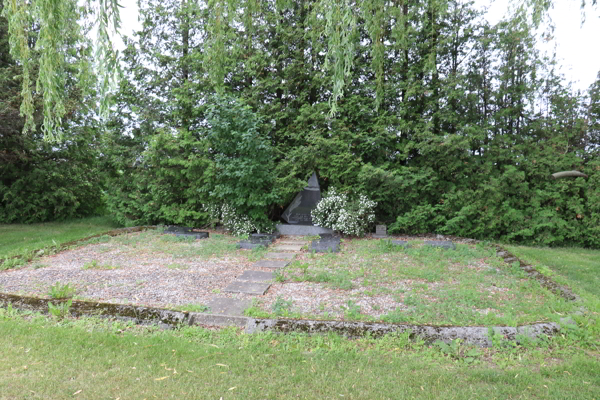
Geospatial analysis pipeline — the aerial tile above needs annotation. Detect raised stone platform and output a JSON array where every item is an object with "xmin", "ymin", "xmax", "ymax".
[
  {"xmin": 272, "ymin": 244, "xmax": 304, "ymax": 252},
  {"xmin": 276, "ymin": 224, "xmax": 333, "ymax": 236}
]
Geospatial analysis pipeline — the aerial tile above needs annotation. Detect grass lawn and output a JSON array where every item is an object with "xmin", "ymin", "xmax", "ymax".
[
  {"xmin": 0, "ymin": 216, "xmax": 120, "ymax": 259},
  {"xmin": 257, "ymin": 239, "xmax": 584, "ymax": 326},
  {"xmin": 0, "ymin": 222, "xmax": 599, "ymax": 398},
  {"xmin": 0, "ymin": 308, "xmax": 599, "ymax": 400},
  {"xmin": 505, "ymin": 245, "xmax": 600, "ymax": 299}
]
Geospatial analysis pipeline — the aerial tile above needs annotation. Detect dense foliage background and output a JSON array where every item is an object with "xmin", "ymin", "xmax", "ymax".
[
  {"xmin": 1, "ymin": 0, "xmax": 598, "ymax": 247},
  {"xmin": 0, "ymin": 1, "xmax": 105, "ymax": 222}
]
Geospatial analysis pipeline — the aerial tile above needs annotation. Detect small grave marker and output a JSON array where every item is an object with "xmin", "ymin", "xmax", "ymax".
[{"xmin": 373, "ymin": 225, "xmax": 387, "ymax": 238}]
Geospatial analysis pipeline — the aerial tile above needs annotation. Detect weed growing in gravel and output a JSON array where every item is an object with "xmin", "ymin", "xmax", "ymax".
[
  {"xmin": 341, "ymin": 300, "xmax": 368, "ymax": 320},
  {"xmin": 31, "ymin": 263, "xmax": 50, "ymax": 269},
  {"xmin": 246, "ymin": 245, "xmax": 268, "ymax": 262},
  {"xmin": 274, "ymin": 270, "xmax": 286, "ymax": 283},
  {"xmin": 82, "ymin": 260, "xmax": 121, "ymax": 270},
  {"xmin": 244, "ymin": 299, "xmax": 270, "ymax": 318},
  {"xmin": 166, "ymin": 263, "xmax": 189, "ymax": 270},
  {"xmin": 272, "ymin": 296, "xmax": 294, "ymax": 316},
  {"xmin": 290, "ymin": 268, "xmax": 354, "ymax": 290},
  {"xmin": 48, "ymin": 283, "xmax": 76, "ymax": 299}
]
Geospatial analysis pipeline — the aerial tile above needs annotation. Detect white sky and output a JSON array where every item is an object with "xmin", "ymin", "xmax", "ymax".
[{"xmin": 114, "ymin": 0, "xmax": 600, "ymax": 92}]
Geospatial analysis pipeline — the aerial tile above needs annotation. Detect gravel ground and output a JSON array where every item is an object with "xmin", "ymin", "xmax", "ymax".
[{"xmin": 0, "ymin": 231, "xmax": 486, "ymax": 319}]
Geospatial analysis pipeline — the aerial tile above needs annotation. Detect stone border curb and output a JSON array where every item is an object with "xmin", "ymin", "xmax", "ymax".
[
  {"xmin": 244, "ymin": 318, "xmax": 560, "ymax": 347},
  {"xmin": 1, "ymin": 292, "xmax": 562, "ymax": 348},
  {"xmin": 189, "ymin": 312, "xmax": 249, "ymax": 328}
]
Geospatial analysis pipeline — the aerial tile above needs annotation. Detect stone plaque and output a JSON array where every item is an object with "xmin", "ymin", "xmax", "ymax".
[
  {"xmin": 281, "ymin": 172, "xmax": 321, "ymax": 226},
  {"xmin": 311, "ymin": 234, "xmax": 341, "ymax": 253},
  {"xmin": 424, "ymin": 240, "xmax": 456, "ymax": 250}
]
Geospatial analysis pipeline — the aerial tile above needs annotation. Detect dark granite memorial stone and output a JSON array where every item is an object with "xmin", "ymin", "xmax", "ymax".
[
  {"xmin": 281, "ymin": 172, "xmax": 322, "ymax": 226},
  {"xmin": 164, "ymin": 226, "xmax": 209, "ymax": 239},
  {"xmin": 424, "ymin": 240, "xmax": 456, "ymax": 250},
  {"xmin": 311, "ymin": 234, "xmax": 341, "ymax": 253}
]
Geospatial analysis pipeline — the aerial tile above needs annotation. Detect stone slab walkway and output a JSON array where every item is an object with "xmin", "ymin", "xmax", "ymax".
[
  {"xmin": 254, "ymin": 260, "xmax": 290, "ymax": 269},
  {"xmin": 265, "ymin": 252, "xmax": 296, "ymax": 260},
  {"xmin": 206, "ymin": 297, "xmax": 251, "ymax": 316},
  {"xmin": 238, "ymin": 270, "xmax": 274, "ymax": 282},
  {"xmin": 224, "ymin": 281, "xmax": 271, "ymax": 295}
]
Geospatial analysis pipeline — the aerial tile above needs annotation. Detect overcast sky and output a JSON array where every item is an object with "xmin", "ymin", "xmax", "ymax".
[{"xmin": 113, "ymin": 0, "xmax": 599, "ymax": 93}]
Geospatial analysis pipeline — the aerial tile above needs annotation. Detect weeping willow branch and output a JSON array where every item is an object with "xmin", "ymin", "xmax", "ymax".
[
  {"xmin": 318, "ymin": 0, "xmax": 357, "ymax": 116},
  {"xmin": 2, "ymin": 0, "xmax": 121, "ymax": 141}
]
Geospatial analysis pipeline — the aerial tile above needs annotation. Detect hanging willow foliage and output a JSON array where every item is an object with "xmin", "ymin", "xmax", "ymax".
[
  {"xmin": 1, "ymin": 0, "xmax": 120, "ymax": 141},
  {"xmin": 2, "ymin": 0, "xmax": 597, "ymax": 139}
]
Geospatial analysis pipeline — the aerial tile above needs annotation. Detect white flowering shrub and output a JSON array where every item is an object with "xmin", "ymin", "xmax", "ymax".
[
  {"xmin": 311, "ymin": 188, "xmax": 377, "ymax": 236},
  {"xmin": 205, "ymin": 203, "xmax": 274, "ymax": 236}
]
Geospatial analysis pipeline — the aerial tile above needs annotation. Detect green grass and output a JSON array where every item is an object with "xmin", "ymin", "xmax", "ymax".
[
  {"xmin": 0, "ymin": 307, "xmax": 598, "ymax": 399},
  {"xmin": 505, "ymin": 245, "xmax": 600, "ymax": 298},
  {"xmin": 279, "ymin": 239, "xmax": 581, "ymax": 326},
  {"xmin": 0, "ymin": 216, "xmax": 120, "ymax": 259}
]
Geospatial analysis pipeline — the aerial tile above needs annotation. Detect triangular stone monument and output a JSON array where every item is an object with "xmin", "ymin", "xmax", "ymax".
[{"xmin": 281, "ymin": 172, "xmax": 321, "ymax": 225}]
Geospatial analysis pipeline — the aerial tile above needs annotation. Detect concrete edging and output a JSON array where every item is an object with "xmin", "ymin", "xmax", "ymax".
[
  {"xmin": 244, "ymin": 318, "xmax": 560, "ymax": 347},
  {"xmin": 1, "ymin": 292, "xmax": 562, "ymax": 347}
]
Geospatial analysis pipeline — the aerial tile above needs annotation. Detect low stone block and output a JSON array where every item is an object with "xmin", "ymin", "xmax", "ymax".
[
  {"xmin": 205, "ymin": 297, "xmax": 251, "ymax": 316},
  {"xmin": 237, "ymin": 241, "xmax": 270, "ymax": 250},
  {"xmin": 164, "ymin": 226, "xmax": 209, "ymax": 239},
  {"xmin": 224, "ymin": 281, "xmax": 271, "ymax": 295},
  {"xmin": 311, "ymin": 236, "xmax": 341, "ymax": 253},
  {"xmin": 390, "ymin": 240, "xmax": 410, "ymax": 248},
  {"xmin": 254, "ymin": 260, "xmax": 290, "ymax": 269},
  {"xmin": 424, "ymin": 240, "xmax": 456, "ymax": 250},
  {"xmin": 265, "ymin": 253, "xmax": 296, "ymax": 260},
  {"xmin": 238, "ymin": 270, "xmax": 274, "ymax": 282}
]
